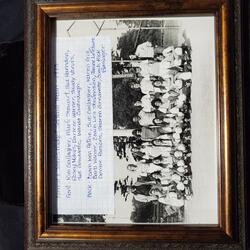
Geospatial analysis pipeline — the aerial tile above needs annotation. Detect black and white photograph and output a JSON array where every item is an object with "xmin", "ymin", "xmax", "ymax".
[{"xmin": 52, "ymin": 16, "xmax": 218, "ymax": 225}]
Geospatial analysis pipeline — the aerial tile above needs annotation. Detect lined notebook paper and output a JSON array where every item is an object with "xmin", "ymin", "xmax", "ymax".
[{"xmin": 54, "ymin": 37, "xmax": 114, "ymax": 215}]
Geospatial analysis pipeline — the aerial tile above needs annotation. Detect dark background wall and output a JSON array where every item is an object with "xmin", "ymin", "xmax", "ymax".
[
  {"xmin": 0, "ymin": 0, "xmax": 24, "ymax": 249},
  {"xmin": 0, "ymin": 0, "xmax": 249, "ymax": 250},
  {"xmin": 243, "ymin": 0, "xmax": 250, "ymax": 248}
]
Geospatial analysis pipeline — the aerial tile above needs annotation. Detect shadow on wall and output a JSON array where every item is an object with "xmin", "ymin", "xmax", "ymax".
[
  {"xmin": 0, "ymin": 41, "xmax": 24, "ymax": 205},
  {"xmin": 0, "ymin": 203, "xmax": 24, "ymax": 250},
  {"xmin": 0, "ymin": 41, "xmax": 24, "ymax": 250}
]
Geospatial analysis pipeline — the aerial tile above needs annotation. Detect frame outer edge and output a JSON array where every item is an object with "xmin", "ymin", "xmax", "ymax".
[
  {"xmin": 25, "ymin": 0, "xmax": 37, "ymax": 249},
  {"xmin": 234, "ymin": 0, "xmax": 246, "ymax": 248},
  {"xmin": 24, "ymin": 0, "xmax": 245, "ymax": 249}
]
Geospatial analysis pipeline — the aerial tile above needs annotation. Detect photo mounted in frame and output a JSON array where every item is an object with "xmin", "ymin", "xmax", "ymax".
[
  {"xmin": 51, "ymin": 17, "xmax": 217, "ymax": 225},
  {"xmin": 24, "ymin": 0, "xmax": 245, "ymax": 249}
]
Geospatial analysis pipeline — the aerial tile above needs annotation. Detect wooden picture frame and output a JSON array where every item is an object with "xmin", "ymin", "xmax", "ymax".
[{"xmin": 24, "ymin": 0, "xmax": 246, "ymax": 249}]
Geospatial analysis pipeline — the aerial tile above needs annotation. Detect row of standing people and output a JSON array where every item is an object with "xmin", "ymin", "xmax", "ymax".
[{"xmin": 125, "ymin": 43, "xmax": 192, "ymax": 208}]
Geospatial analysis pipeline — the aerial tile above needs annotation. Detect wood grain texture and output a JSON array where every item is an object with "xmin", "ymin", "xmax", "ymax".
[{"xmin": 24, "ymin": 0, "xmax": 246, "ymax": 248}]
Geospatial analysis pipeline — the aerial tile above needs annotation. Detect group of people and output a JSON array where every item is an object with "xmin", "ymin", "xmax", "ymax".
[{"xmin": 125, "ymin": 41, "xmax": 193, "ymax": 209}]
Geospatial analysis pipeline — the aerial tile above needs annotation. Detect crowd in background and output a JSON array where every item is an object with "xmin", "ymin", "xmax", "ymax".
[{"xmin": 121, "ymin": 41, "xmax": 193, "ymax": 208}]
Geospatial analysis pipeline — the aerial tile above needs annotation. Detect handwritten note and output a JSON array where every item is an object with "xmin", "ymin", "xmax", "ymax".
[{"xmin": 54, "ymin": 37, "xmax": 114, "ymax": 214}]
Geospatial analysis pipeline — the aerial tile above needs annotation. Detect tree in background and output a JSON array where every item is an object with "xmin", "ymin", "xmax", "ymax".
[
  {"xmin": 117, "ymin": 20, "xmax": 162, "ymax": 59},
  {"xmin": 130, "ymin": 198, "xmax": 155, "ymax": 223},
  {"xmin": 112, "ymin": 78, "xmax": 142, "ymax": 129}
]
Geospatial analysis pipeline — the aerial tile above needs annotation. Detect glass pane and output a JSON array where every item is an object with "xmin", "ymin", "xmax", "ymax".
[{"xmin": 50, "ymin": 16, "xmax": 218, "ymax": 225}]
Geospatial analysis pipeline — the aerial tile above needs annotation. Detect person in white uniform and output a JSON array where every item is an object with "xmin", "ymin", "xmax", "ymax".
[
  {"xmin": 130, "ymin": 79, "xmax": 166, "ymax": 95},
  {"xmin": 133, "ymin": 110, "xmax": 155, "ymax": 127},
  {"xmin": 134, "ymin": 94, "xmax": 154, "ymax": 112},
  {"xmin": 135, "ymin": 41, "xmax": 154, "ymax": 59},
  {"xmin": 127, "ymin": 163, "xmax": 163, "ymax": 177}
]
